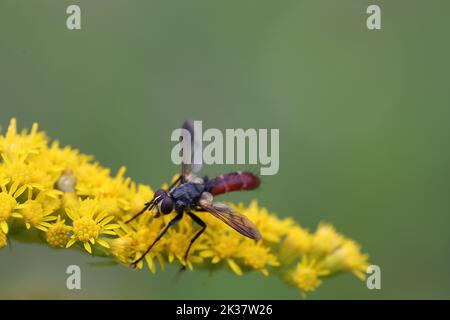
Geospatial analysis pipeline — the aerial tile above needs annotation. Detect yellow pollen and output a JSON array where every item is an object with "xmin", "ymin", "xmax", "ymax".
[
  {"xmin": 73, "ymin": 217, "xmax": 100, "ymax": 242},
  {"xmin": 46, "ymin": 223, "xmax": 71, "ymax": 247},
  {"xmin": 243, "ymin": 246, "xmax": 269, "ymax": 270},
  {"xmin": 292, "ymin": 264, "xmax": 321, "ymax": 292}
]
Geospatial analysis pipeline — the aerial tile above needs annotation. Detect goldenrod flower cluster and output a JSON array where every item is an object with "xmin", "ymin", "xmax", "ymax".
[{"xmin": 0, "ymin": 119, "xmax": 370, "ymax": 296}]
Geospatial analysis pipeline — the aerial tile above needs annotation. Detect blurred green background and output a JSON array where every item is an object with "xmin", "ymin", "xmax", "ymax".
[{"xmin": 1, "ymin": 0, "xmax": 449, "ymax": 299}]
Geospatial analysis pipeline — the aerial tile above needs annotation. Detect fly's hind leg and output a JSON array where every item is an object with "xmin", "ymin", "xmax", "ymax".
[{"xmin": 180, "ymin": 211, "xmax": 206, "ymax": 272}]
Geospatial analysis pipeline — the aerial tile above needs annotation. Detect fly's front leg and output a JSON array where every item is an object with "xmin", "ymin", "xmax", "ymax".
[
  {"xmin": 180, "ymin": 211, "xmax": 206, "ymax": 271},
  {"xmin": 125, "ymin": 200, "xmax": 154, "ymax": 223},
  {"xmin": 127, "ymin": 175, "xmax": 181, "ymax": 223}
]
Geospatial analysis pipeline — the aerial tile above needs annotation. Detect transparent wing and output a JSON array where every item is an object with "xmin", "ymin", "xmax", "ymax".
[
  {"xmin": 199, "ymin": 199, "xmax": 262, "ymax": 240},
  {"xmin": 181, "ymin": 120, "xmax": 202, "ymax": 181}
]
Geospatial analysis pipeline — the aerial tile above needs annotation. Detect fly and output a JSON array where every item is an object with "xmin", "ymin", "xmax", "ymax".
[{"xmin": 127, "ymin": 120, "xmax": 262, "ymax": 269}]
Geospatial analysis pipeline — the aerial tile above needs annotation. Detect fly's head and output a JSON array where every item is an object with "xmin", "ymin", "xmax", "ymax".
[{"xmin": 152, "ymin": 189, "xmax": 174, "ymax": 217}]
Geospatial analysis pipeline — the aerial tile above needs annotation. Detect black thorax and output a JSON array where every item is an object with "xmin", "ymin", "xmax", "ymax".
[{"xmin": 171, "ymin": 182, "xmax": 205, "ymax": 211}]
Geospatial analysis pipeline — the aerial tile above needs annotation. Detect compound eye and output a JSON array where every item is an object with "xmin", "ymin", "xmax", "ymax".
[
  {"xmin": 160, "ymin": 197, "xmax": 174, "ymax": 214},
  {"xmin": 154, "ymin": 189, "xmax": 166, "ymax": 199}
]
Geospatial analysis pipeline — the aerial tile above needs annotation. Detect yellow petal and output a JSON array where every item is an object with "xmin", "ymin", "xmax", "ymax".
[
  {"xmin": 102, "ymin": 230, "xmax": 117, "ymax": 236},
  {"xmin": 261, "ymin": 268, "xmax": 269, "ymax": 276},
  {"xmin": 227, "ymin": 259, "xmax": 243, "ymax": 276},
  {"xmin": 211, "ymin": 256, "xmax": 221, "ymax": 264},
  {"xmin": 84, "ymin": 242, "xmax": 92, "ymax": 254},
  {"xmin": 66, "ymin": 238, "xmax": 76, "ymax": 248},
  {"xmin": 118, "ymin": 221, "xmax": 131, "ymax": 233},
  {"xmin": 156, "ymin": 254, "xmax": 166, "ymax": 271},
  {"xmin": 95, "ymin": 212, "xmax": 108, "ymax": 223},
  {"xmin": 99, "ymin": 216, "xmax": 114, "ymax": 225},
  {"xmin": 39, "ymin": 222, "xmax": 53, "ymax": 228},
  {"xmin": 0, "ymin": 178, "xmax": 10, "ymax": 188},
  {"xmin": 103, "ymin": 224, "xmax": 120, "ymax": 230},
  {"xmin": 14, "ymin": 185, "xmax": 27, "ymax": 198},
  {"xmin": 200, "ymin": 250, "xmax": 215, "ymax": 258},
  {"xmin": 96, "ymin": 239, "xmax": 110, "ymax": 248},
  {"xmin": 0, "ymin": 221, "xmax": 8, "ymax": 234},
  {"xmin": 9, "ymin": 181, "xmax": 19, "ymax": 196},
  {"xmin": 42, "ymin": 216, "xmax": 57, "ymax": 222},
  {"xmin": 36, "ymin": 225, "xmax": 48, "ymax": 232},
  {"xmin": 145, "ymin": 255, "xmax": 156, "ymax": 273},
  {"xmin": 65, "ymin": 208, "xmax": 76, "ymax": 221}
]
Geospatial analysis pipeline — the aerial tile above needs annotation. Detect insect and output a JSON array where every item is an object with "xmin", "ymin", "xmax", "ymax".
[{"xmin": 127, "ymin": 120, "xmax": 262, "ymax": 269}]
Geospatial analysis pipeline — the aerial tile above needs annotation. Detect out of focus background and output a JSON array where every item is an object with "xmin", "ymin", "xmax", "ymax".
[{"xmin": 1, "ymin": 0, "xmax": 449, "ymax": 299}]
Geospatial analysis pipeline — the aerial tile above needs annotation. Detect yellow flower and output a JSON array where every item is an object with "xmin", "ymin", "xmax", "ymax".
[
  {"xmin": 279, "ymin": 225, "xmax": 313, "ymax": 264},
  {"xmin": 0, "ymin": 118, "xmax": 371, "ymax": 296},
  {"xmin": 45, "ymin": 141, "xmax": 92, "ymax": 175},
  {"xmin": 0, "ymin": 230, "xmax": 7, "ymax": 249},
  {"xmin": 322, "ymin": 239, "xmax": 369, "ymax": 280},
  {"xmin": 74, "ymin": 162, "xmax": 111, "ymax": 197},
  {"xmin": 234, "ymin": 200, "xmax": 293, "ymax": 243},
  {"xmin": 200, "ymin": 232, "xmax": 244, "ymax": 276},
  {"xmin": 237, "ymin": 240, "xmax": 280, "ymax": 276},
  {"xmin": 65, "ymin": 199, "xmax": 120, "ymax": 254},
  {"xmin": 1, "ymin": 153, "xmax": 53, "ymax": 190},
  {"xmin": 291, "ymin": 256, "xmax": 330, "ymax": 296},
  {"xmin": 77, "ymin": 166, "xmax": 132, "ymax": 217},
  {"xmin": 111, "ymin": 215, "xmax": 166, "ymax": 273},
  {"xmin": 0, "ymin": 118, "xmax": 46, "ymax": 160},
  {"xmin": 0, "ymin": 180, "xmax": 27, "ymax": 233},
  {"xmin": 310, "ymin": 222, "xmax": 344, "ymax": 257},
  {"xmin": 110, "ymin": 235, "xmax": 136, "ymax": 264},
  {"xmin": 127, "ymin": 183, "xmax": 153, "ymax": 218},
  {"xmin": 14, "ymin": 189, "xmax": 61, "ymax": 231},
  {"xmin": 45, "ymin": 216, "xmax": 71, "ymax": 248}
]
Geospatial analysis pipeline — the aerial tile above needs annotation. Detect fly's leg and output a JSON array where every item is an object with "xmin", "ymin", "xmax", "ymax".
[
  {"xmin": 180, "ymin": 211, "xmax": 206, "ymax": 271},
  {"xmin": 168, "ymin": 175, "xmax": 182, "ymax": 192},
  {"xmin": 130, "ymin": 212, "xmax": 183, "ymax": 269},
  {"xmin": 125, "ymin": 200, "xmax": 154, "ymax": 223}
]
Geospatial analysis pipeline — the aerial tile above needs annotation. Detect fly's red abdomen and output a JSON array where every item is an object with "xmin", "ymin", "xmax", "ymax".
[{"xmin": 206, "ymin": 172, "xmax": 260, "ymax": 196}]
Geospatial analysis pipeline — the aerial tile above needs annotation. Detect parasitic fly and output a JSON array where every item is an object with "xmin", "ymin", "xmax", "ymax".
[{"xmin": 127, "ymin": 120, "xmax": 262, "ymax": 269}]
